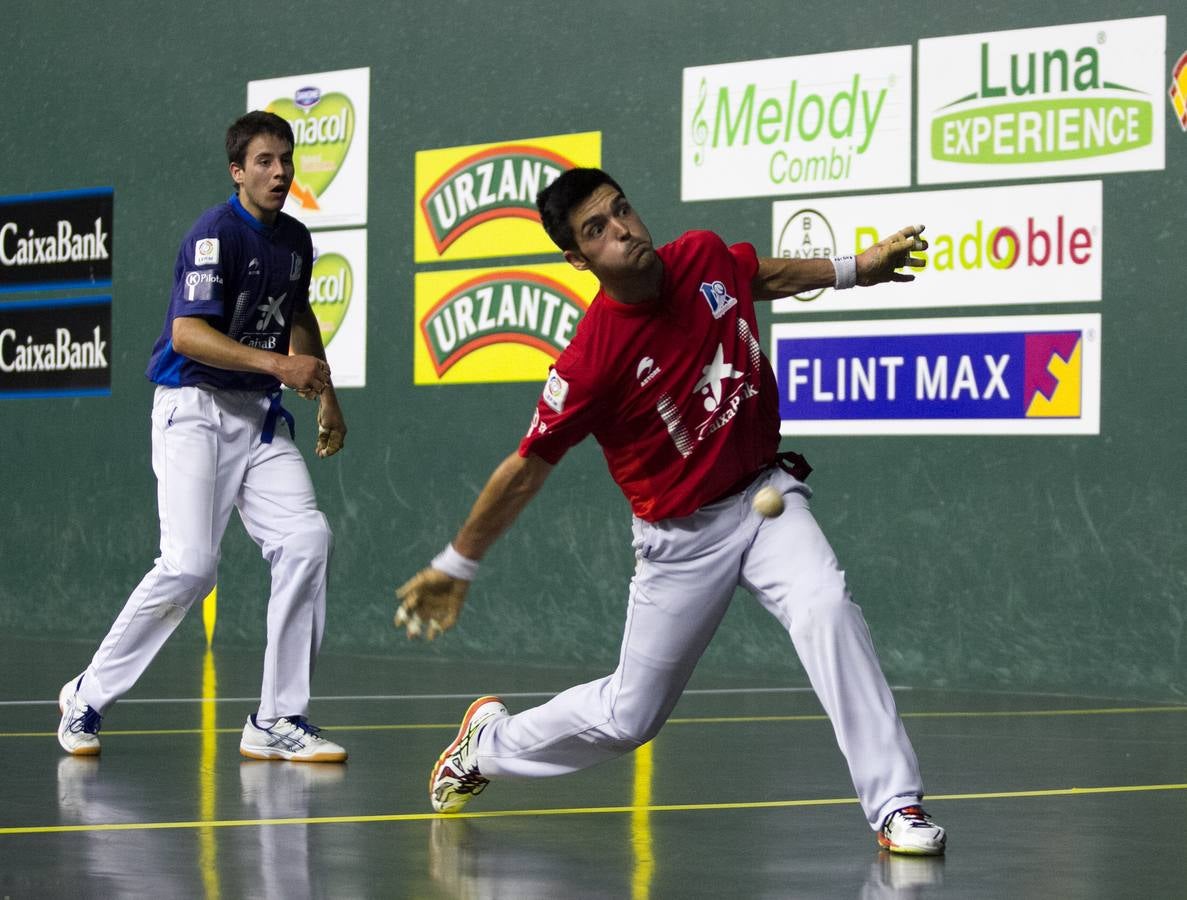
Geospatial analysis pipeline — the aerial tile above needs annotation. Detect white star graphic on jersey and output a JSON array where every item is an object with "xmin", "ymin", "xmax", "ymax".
[
  {"xmin": 693, "ymin": 343, "xmax": 744, "ymax": 411},
  {"xmin": 256, "ymin": 292, "xmax": 287, "ymax": 330}
]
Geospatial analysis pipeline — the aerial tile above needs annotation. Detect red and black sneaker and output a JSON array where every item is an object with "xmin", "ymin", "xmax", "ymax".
[{"xmin": 429, "ymin": 696, "xmax": 507, "ymax": 813}]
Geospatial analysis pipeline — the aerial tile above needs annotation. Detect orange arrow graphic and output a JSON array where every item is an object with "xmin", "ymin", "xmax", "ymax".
[{"xmin": 289, "ymin": 180, "xmax": 321, "ymax": 211}]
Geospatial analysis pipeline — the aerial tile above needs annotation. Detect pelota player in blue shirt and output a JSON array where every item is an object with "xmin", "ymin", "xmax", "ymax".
[{"xmin": 57, "ymin": 110, "xmax": 349, "ymax": 762}]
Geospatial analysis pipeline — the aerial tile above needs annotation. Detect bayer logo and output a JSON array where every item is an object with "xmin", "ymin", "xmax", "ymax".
[{"xmin": 775, "ymin": 209, "xmax": 836, "ymax": 302}]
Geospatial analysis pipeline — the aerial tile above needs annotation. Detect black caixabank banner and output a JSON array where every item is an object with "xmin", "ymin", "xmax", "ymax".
[
  {"xmin": 0, "ymin": 188, "xmax": 113, "ymax": 293},
  {"xmin": 0, "ymin": 296, "xmax": 111, "ymax": 397}
]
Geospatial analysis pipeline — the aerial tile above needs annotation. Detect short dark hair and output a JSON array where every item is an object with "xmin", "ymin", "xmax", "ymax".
[
  {"xmin": 226, "ymin": 110, "xmax": 295, "ymax": 168},
  {"xmin": 536, "ymin": 167, "xmax": 624, "ymax": 252}
]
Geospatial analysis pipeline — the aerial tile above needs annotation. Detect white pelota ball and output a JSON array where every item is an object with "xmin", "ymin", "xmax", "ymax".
[{"xmin": 752, "ymin": 485, "xmax": 785, "ymax": 518}]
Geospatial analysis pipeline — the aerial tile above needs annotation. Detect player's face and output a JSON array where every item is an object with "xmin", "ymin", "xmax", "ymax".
[
  {"xmin": 230, "ymin": 133, "xmax": 295, "ymax": 225},
  {"xmin": 564, "ymin": 185, "xmax": 658, "ymax": 282}
]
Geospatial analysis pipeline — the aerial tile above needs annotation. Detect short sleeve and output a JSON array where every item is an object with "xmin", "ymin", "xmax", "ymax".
[
  {"xmin": 518, "ymin": 359, "xmax": 603, "ymax": 465},
  {"xmin": 170, "ymin": 226, "xmax": 228, "ymax": 319},
  {"xmin": 728, "ymin": 241, "xmax": 759, "ymax": 286}
]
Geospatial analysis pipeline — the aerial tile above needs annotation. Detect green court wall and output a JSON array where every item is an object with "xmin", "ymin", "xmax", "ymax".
[{"xmin": 2, "ymin": 1, "xmax": 1184, "ymax": 701}]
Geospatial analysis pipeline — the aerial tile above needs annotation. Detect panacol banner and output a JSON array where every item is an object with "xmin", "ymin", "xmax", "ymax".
[
  {"xmin": 770, "ymin": 181, "xmax": 1101, "ymax": 314},
  {"xmin": 771, "ymin": 314, "xmax": 1100, "ymax": 435},
  {"xmin": 414, "ymin": 132, "xmax": 601, "ymax": 263},
  {"xmin": 414, "ymin": 263, "xmax": 598, "ymax": 385},
  {"xmin": 682, "ymin": 45, "xmax": 912, "ymax": 201},
  {"xmin": 247, "ymin": 67, "xmax": 370, "ymax": 228},
  {"xmin": 918, "ymin": 17, "xmax": 1165, "ymax": 184}
]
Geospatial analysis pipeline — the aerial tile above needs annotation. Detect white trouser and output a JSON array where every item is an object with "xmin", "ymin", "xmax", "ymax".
[
  {"xmin": 80, "ymin": 385, "xmax": 332, "ymax": 725},
  {"xmin": 477, "ymin": 466, "xmax": 923, "ymax": 829}
]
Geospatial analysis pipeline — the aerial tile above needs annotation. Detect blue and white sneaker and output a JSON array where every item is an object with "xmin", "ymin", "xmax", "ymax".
[
  {"xmin": 57, "ymin": 676, "xmax": 102, "ymax": 756},
  {"xmin": 239, "ymin": 715, "xmax": 347, "ymax": 763}
]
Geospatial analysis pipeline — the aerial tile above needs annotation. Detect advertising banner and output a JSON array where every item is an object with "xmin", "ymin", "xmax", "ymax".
[
  {"xmin": 0, "ymin": 188, "xmax": 112, "ymax": 293},
  {"xmin": 0, "ymin": 295, "xmax": 112, "ymax": 398}
]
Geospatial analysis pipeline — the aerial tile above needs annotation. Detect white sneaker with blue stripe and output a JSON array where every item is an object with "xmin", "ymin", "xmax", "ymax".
[
  {"xmin": 57, "ymin": 675, "xmax": 102, "ymax": 756},
  {"xmin": 239, "ymin": 714, "xmax": 347, "ymax": 763}
]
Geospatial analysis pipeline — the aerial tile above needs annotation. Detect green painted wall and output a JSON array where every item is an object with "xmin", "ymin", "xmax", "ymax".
[{"xmin": 2, "ymin": 1, "xmax": 1184, "ymax": 700}]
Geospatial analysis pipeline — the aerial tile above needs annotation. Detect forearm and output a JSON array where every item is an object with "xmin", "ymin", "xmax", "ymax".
[
  {"xmin": 172, "ymin": 316, "xmax": 282, "ymax": 376},
  {"xmin": 452, "ymin": 452, "xmax": 553, "ymax": 560},
  {"xmin": 290, "ymin": 304, "xmax": 328, "ymax": 360},
  {"xmin": 751, "ymin": 257, "xmax": 839, "ymax": 301}
]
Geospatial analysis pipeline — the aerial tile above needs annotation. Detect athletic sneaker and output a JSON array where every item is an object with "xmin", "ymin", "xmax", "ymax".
[
  {"xmin": 429, "ymin": 696, "xmax": 507, "ymax": 813},
  {"xmin": 239, "ymin": 714, "xmax": 347, "ymax": 763},
  {"xmin": 57, "ymin": 676, "xmax": 102, "ymax": 756},
  {"xmin": 877, "ymin": 805, "xmax": 947, "ymax": 856}
]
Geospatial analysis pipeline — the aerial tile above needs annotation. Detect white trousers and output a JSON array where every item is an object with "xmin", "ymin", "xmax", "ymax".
[
  {"xmin": 79, "ymin": 386, "xmax": 332, "ymax": 725},
  {"xmin": 477, "ymin": 466, "xmax": 923, "ymax": 829}
]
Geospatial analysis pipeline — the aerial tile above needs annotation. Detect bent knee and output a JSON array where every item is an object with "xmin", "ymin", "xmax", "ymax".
[{"xmin": 284, "ymin": 513, "xmax": 333, "ymax": 560}]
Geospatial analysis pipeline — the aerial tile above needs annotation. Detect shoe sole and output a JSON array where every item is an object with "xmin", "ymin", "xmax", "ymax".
[
  {"xmin": 58, "ymin": 684, "xmax": 100, "ymax": 757},
  {"xmin": 877, "ymin": 833, "xmax": 946, "ymax": 856},
  {"xmin": 239, "ymin": 745, "xmax": 347, "ymax": 763},
  {"xmin": 429, "ymin": 695, "xmax": 503, "ymax": 813}
]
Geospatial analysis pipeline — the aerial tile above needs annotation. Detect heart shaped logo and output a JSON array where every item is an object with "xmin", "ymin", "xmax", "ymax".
[
  {"xmin": 309, "ymin": 252, "xmax": 353, "ymax": 345},
  {"xmin": 267, "ymin": 93, "xmax": 355, "ymax": 210}
]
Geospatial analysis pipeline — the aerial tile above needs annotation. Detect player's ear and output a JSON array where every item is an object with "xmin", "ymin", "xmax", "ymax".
[
  {"xmin": 564, "ymin": 249, "xmax": 590, "ymax": 271},
  {"xmin": 229, "ymin": 162, "xmax": 245, "ymax": 187}
]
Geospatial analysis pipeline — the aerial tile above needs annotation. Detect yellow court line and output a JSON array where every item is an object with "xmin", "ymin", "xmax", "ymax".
[
  {"xmin": 3, "ymin": 782, "xmax": 1186, "ymax": 837},
  {"xmin": 5, "ymin": 704, "xmax": 1187, "ymax": 740}
]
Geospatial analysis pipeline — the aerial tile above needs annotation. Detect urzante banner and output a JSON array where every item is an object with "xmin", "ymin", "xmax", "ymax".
[
  {"xmin": 0, "ymin": 295, "xmax": 111, "ymax": 398},
  {"xmin": 682, "ymin": 46, "xmax": 912, "ymax": 201},
  {"xmin": 247, "ymin": 67, "xmax": 370, "ymax": 228},
  {"xmin": 309, "ymin": 229, "xmax": 366, "ymax": 388},
  {"xmin": 414, "ymin": 132, "xmax": 601, "ymax": 263},
  {"xmin": 771, "ymin": 314, "xmax": 1100, "ymax": 435},
  {"xmin": 414, "ymin": 263, "xmax": 598, "ymax": 385},
  {"xmin": 918, "ymin": 17, "xmax": 1165, "ymax": 184},
  {"xmin": 771, "ymin": 181, "xmax": 1102, "ymax": 314},
  {"xmin": 0, "ymin": 188, "xmax": 112, "ymax": 293}
]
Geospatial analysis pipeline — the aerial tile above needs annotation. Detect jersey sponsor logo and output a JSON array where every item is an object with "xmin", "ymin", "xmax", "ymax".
[
  {"xmin": 414, "ymin": 132, "xmax": 601, "ymax": 263},
  {"xmin": 289, "ymin": 252, "xmax": 303, "ymax": 282},
  {"xmin": 543, "ymin": 369, "xmax": 569, "ymax": 413},
  {"xmin": 698, "ymin": 280, "xmax": 738, "ymax": 319},
  {"xmin": 194, "ymin": 238, "xmax": 219, "ymax": 266},
  {"xmin": 183, "ymin": 270, "xmax": 222, "ymax": 302},
  {"xmin": 247, "ymin": 257, "xmax": 261, "ymax": 275},
  {"xmin": 636, "ymin": 356, "xmax": 661, "ymax": 387},
  {"xmin": 255, "ymin": 292, "xmax": 287, "ymax": 331},
  {"xmin": 526, "ymin": 408, "xmax": 547, "ymax": 437},
  {"xmin": 770, "ymin": 314, "xmax": 1101, "ymax": 434}
]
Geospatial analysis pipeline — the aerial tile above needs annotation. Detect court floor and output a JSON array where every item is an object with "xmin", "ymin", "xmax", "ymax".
[{"xmin": 2, "ymin": 636, "xmax": 1185, "ymax": 898}]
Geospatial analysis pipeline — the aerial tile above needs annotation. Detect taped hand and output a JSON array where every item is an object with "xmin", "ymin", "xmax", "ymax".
[{"xmin": 394, "ymin": 567, "xmax": 468, "ymax": 640}]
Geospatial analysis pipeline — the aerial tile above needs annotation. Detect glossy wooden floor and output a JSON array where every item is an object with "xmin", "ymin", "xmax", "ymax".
[{"xmin": 2, "ymin": 637, "xmax": 1185, "ymax": 898}]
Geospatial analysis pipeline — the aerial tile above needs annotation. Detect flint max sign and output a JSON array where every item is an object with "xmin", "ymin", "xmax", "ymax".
[
  {"xmin": 771, "ymin": 314, "xmax": 1100, "ymax": 435},
  {"xmin": 0, "ymin": 296, "xmax": 112, "ymax": 398},
  {"xmin": 0, "ymin": 188, "xmax": 113, "ymax": 293}
]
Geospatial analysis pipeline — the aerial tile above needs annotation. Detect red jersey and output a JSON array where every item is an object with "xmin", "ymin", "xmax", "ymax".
[{"xmin": 519, "ymin": 230, "xmax": 780, "ymax": 522}]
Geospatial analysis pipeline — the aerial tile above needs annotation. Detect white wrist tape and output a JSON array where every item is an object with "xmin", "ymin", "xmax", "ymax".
[
  {"xmin": 432, "ymin": 543, "xmax": 480, "ymax": 581},
  {"xmin": 832, "ymin": 255, "xmax": 857, "ymax": 290}
]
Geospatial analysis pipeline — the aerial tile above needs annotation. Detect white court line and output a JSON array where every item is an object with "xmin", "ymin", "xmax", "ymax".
[{"xmin": 0, "ymin": 686, "xmax": 839, "ymax": 707}]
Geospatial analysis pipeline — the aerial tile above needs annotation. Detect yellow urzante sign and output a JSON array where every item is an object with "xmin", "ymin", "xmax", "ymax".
[
  {"xmin": 414, "ymin": 263, "xmax": 598, "ymax": 385},
  {"xmin": 414, "ymin": 132, "xmax": 601, "ymax": 263}
]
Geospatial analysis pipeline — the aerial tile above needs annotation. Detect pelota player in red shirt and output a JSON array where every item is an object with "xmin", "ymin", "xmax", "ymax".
[{"xmin": 396, "ymin": 168, "xmax": 946, "ymax": 855}]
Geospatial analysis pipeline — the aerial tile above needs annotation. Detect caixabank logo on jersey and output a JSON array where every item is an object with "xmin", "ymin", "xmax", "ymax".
[
  {"xmin": 247, "ymin": 67, "xmax": 370, "ymax": 228},
  {"xmin": 0, "ymin": 188, "xmax": 113, "ymax": 293},
  {"xmin": 414, "ymin": 132, "xmax": 601, "ymax": 263},
  {"xmin": 0, "ymin": 296, "xmax": 111, "ymax": 398},
  {"xmin": 769, "ymin": 181, "xmax": 1102, "ymax": 315},
  {"xmin": 918, "ymin": 17, "xmax": 1165, "ymax": 184},
  {"xmin": 414, "ymin": 264, "xmax": 597, "ymax": 385},
  {"xmin": 682, "ymin": 46, "xmax": 911, "ymax": 201},
  {"xmin": 309, "ymin": 228, "xmax": 367, "ymax": 388},
  {"xmin": 770, "ymin": 314, "xmax": 1100, "ymax": 435}
]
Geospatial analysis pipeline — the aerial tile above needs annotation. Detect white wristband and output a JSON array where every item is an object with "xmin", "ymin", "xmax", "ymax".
[
  {"xmin": 431, "ymin": 543, "xmax": 480, "ymax": 581},
  {"xmin": 833, "ymin": 255, "xmax": 857, "ymax": 290}
]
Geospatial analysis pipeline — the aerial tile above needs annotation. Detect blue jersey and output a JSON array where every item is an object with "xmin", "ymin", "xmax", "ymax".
[{"xmin": 146, "ymin": 194, "xmax": 313, "ymax": 391}]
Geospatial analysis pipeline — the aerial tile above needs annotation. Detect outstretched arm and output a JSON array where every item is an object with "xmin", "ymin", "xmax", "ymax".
[
  {"xmin": 752, "ymin": 224, "xmax": 928, "ymax": 300},
  {"xmin": 394, "ymin": 451, "xmax": 554, "ymax": 640}
]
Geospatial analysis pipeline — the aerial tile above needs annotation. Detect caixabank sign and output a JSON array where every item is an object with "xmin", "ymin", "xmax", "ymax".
[
  {"xmin": 0, "ymin": 295, "xmax": 111, "ymax": 398},
  {"xmin": 918, "ymin": 16, "xmax": 1165, "ymax": 184},
  {"xmin": 771, "ymin": 314, "xmax": 1100, "ymax": 435},
  {"xmin": 0, "ymin": 188, "xmax": 113, "ymax": 293}
]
